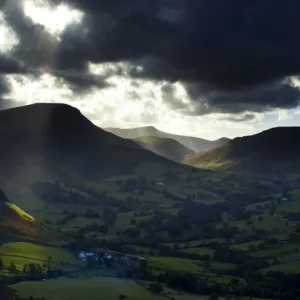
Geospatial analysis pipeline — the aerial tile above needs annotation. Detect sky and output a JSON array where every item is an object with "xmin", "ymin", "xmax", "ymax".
[{"xmin": 1, "ymin": 0, "xmax": 300, "ymax": 140}]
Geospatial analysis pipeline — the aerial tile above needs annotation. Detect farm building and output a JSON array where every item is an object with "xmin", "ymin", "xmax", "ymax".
[{"xmin": 78, "ymin": 251, "xmax": 94, "ymax": 261}]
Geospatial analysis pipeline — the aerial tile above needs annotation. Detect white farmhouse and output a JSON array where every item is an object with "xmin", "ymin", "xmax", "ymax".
[
  {"xmin": 155, "ymin": 182, "xmax": 164, "ymax": 186},
  {"xmin": 78, "ymin": 251, "xmax": 94, "ymax": 261}
]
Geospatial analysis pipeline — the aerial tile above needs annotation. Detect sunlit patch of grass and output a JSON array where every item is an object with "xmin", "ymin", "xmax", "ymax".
[
  {"xmin": 0, "ymin": 242, "xmax": 82, "ymax": 270},
  {"xmin": 204, "ymin": 160, "xmax": 234, "ymax": 168},
  {"xmin": 5, "ymin": 202, "xmax": 35, "ymax": 222}
]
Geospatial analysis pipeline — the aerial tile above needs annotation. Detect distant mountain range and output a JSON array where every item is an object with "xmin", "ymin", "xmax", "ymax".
[
  {"xmin": 104, "ymin": 126, "xmax": 230, "ymax": 161},
  {"xmin": 132, "ymin": 136, "xmax": 194, "ymax": 162},
  {"xmin": 184, "ymin": 127, "xmax": 300, "ymax": 174}
]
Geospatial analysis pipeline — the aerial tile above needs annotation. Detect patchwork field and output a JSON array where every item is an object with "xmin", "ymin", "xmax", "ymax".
[
  {"xmin": 0, "ymin": 242, "xmax": 83, "ymax": 272},
  {"xmin": 11, "ymin": 278, "xmax": 166, "ymax": 300}
]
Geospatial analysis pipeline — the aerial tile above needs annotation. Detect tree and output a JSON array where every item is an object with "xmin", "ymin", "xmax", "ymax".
[
  {"xmin": 173, "ymin": 244, "xmax": 179, "ymax": 250},
  {"xmin": 47, "ymin": 256, "xmax": 52, "ymax": 271},
  {"xmin": 104, "ymin": 212, "xmax": 117, "ymax": 226},
  {"xmin": 0, "ymin": 285, "xmax": 18, "ymax": 300},
  {"xmin": 231, "ymin": 278, "xmax": 240, "ymax": 286},
  {"xmin": 268, "ymin": 237, "xmax": 279, "ymax": 245},
  {"xmin": 209, "ymin": 293, "xmax": 219, "ymax": 300},
  {"xmin": 289, "ymin": 232, "xmax": 300, "ymax": 243},
  {"xmin": 258, "ymin": 216, "xmax": 264, "ymax": 223},
  {"xmin": 272, "ymin": 257, "xmax": 280, "ymax": 265},
  {"xmin": 149, "ymin": 282, "xmax": 163, "ymax": 294},
  {"xmin": 0, "ymin": 258, "xmax": 3, "ymax": 270},
  {"xmin": 119, "ymin": 295, "xmax": 127, "ymax": 300},
  {"xmin": 99, "ymin": 225, "xmax": 108, "ymax": 233},
  {"xmin": 247, "ymin": 220, "xmax": 253, "ymax": 227},
  {"xmin": 9, "ymin": 262, "xmax": 17, "ymax": 273},
  {"xmin": 130, "ymin": 218, "xmax": 137, "ymax": 225}
]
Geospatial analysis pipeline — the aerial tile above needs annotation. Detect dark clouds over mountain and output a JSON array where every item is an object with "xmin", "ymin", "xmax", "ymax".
[{"xmin": 1, "ymin": 0, "xmax": 300, "ymax": 117}]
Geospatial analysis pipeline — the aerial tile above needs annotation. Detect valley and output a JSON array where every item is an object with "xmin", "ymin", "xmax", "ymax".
[{"xmin": 0, "ymin": 104, "xmax": 300, "ymax": 300}]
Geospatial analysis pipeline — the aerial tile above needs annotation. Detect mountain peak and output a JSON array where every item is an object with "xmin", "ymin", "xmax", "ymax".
[
  {"xmin": 1, "ymin": 102, "xmax": 81, "ymax": 115},
  {"xmin": 0, "ymin": 103, "xmax": 92, "ymax": 135}
]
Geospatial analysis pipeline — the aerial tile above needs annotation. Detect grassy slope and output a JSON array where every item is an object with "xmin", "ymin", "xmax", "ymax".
[
  {"xmin": 105, "ymin": 126, "xmax": 230, "ymax": 153},
  {"xmin": 184, "ymin": 127, "xmax": 300, "ymax": 174},
  {"xmin": 133, "ymin": 136, "xmax": 194, "ymax": 162},
  {"xmin": 12, "ymin": 278, "xmax": 166, "ymax": 300},
  {"xmin": 0, "ymin": 189, "xmax": 66, "ymax": 244},
  {"xmin": 14, "ymin": 278, "xmax": 269, "ymax": 300},
  {"xmin": 0, "ymin": 242, "xmax": 82, "ymax": 273}
]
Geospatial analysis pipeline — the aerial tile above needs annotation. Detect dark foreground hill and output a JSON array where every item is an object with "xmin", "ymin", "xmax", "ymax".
[
  {"xmin": 105, "ymin": 126, "xmax": 230, "ymax": 153},
  {"xmin": 0, "ymin": 188, "xmax": 64, "ymax": 243},
  {"xmin": 0, "ymin": 103, "xmax": 183, "ymax": 181},
  {"xmin": 132, "ymin": 136, "xmax": 194, "ymax": 162},
  {"xmin": 184, "ymin": 126, "xmax": 300, "ymax": 174}
]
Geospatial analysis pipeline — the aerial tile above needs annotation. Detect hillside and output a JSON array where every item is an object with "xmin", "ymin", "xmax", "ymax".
[
  {"xmin": 105, "ymin": 126, "xmax": 230, "ymax": 153},
  {"xmin": 0, "ymin": 103, "xmax": 201, "ymax": 213},
  {"xmin": 183, "ymin": 126, "xmax": 300, "ymax": 174},
  {"xmin": 0, "ymin": 104, "xmax": 184, "ymax": 184},
  {"xmin": 132, "ymin": 136, "xmax": 194, "ymax": 162},
  {"xmin": 0, "ymin": 188, "xmax": 64, "ymax": 243}
]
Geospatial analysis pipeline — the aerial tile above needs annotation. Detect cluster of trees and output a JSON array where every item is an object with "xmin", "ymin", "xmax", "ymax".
[
  {"xmin": 0, "ymin": 284, "xmax": 45, "ymax": 300},
  {"xmin": 31, "ymin": 181, "xmax": 96, "ymax": 205},
  {"xmin": 77, "ymin": 223, "xmax": 108, "ymax": 236},
  {"xmin": 135, "ymin": 267, "xmax": 300, "ymax": 299}
]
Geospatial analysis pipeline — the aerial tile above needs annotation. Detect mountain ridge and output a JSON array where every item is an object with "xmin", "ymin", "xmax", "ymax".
[
  {"xmin": 183, "ymin": 126, "xmax": 300, "ymax": 174},
  {"xmin": 0, "ymin": 103, "xmax": 196, "ymax": 199},
  {"xmin": 132, "ymin": 135, "xmax": 194, "ymax": 162},
  {"xmin": 104, "ymin": 126, "xmax": 230, "ymax": 153}
]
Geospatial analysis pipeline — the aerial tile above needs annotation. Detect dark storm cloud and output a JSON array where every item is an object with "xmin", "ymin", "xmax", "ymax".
[
  {"xmin": 53, "ymin": 69, "xmax": 112, "ymax": 92},
  {"xmin": 161, "ymin": 81, "xmax": 300, "ymax": 116},
  {"xmin": 0, "ymin": 56, "xmax": 26, "ymax": 74},
  {"xmin": 2, "ymin": 0, "xmax": 300, "ymax": 115},
  {"xmin": 0, "ymin": 76, "xmax": 13, "ymax": 109},
  {"xmin": 3, "ymin": 0, "xmax": 58, "ymax": 68},
  {"xmin": 1, "ymin": 0, "xmax": 110, "ymax": 91},
  {"xmin": 45, "ymin": 0, "xmax": 300, "ymax": 89},
  {"xmin": 0, "ymin": 76, "xmax": 9, "ymax": 96}
]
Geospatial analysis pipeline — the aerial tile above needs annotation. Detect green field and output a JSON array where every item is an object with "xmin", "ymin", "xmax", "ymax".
[
  {"xmin": 149, "ymin": 257, "xmax": 203, "ymax": 274},
  {"xmin": 0, "ymin": 242, "xmax": 82, "ymax": 271},
  {"xmin": 264, "ymin": 260, "xmax": 300, "ymax": 273},
  {"xmin": 250, "ymin": 244, "xmax": 300, "ymax": 258},
  {"xmin": 12, "ymin": 278, "xmax": 166, "ymax": 300},
  {"xmin": 181, "ymin": 246, "xmax": 215, "ymax": 256}
]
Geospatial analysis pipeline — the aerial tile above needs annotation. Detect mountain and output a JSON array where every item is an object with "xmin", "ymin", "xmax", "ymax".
[
  {"xmin": 104, "ymin": 126, "xmax": 230, "ymax": 153},
  {"xmin": 0, "ymin": 103, "xmax": 198, "ymax": 210},
  {"xmin": 0, "ymin": 104, "xmax": 180, "ymax": 181},
  {"xmin": 132, "ymin": 136, "xmax": 194, "ymax": 162},
  {"xmin": 183, "ymin": 127, "xmax": 300, "ymax": 174},
  {"xmin": 0, "ymin": 188, "xmax": 64, "ymax": 243}
]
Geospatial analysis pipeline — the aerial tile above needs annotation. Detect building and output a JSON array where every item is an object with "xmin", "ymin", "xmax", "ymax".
[{"xmin": 78, "ymin": 251, "xmax": 94, "ymax": 261}]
